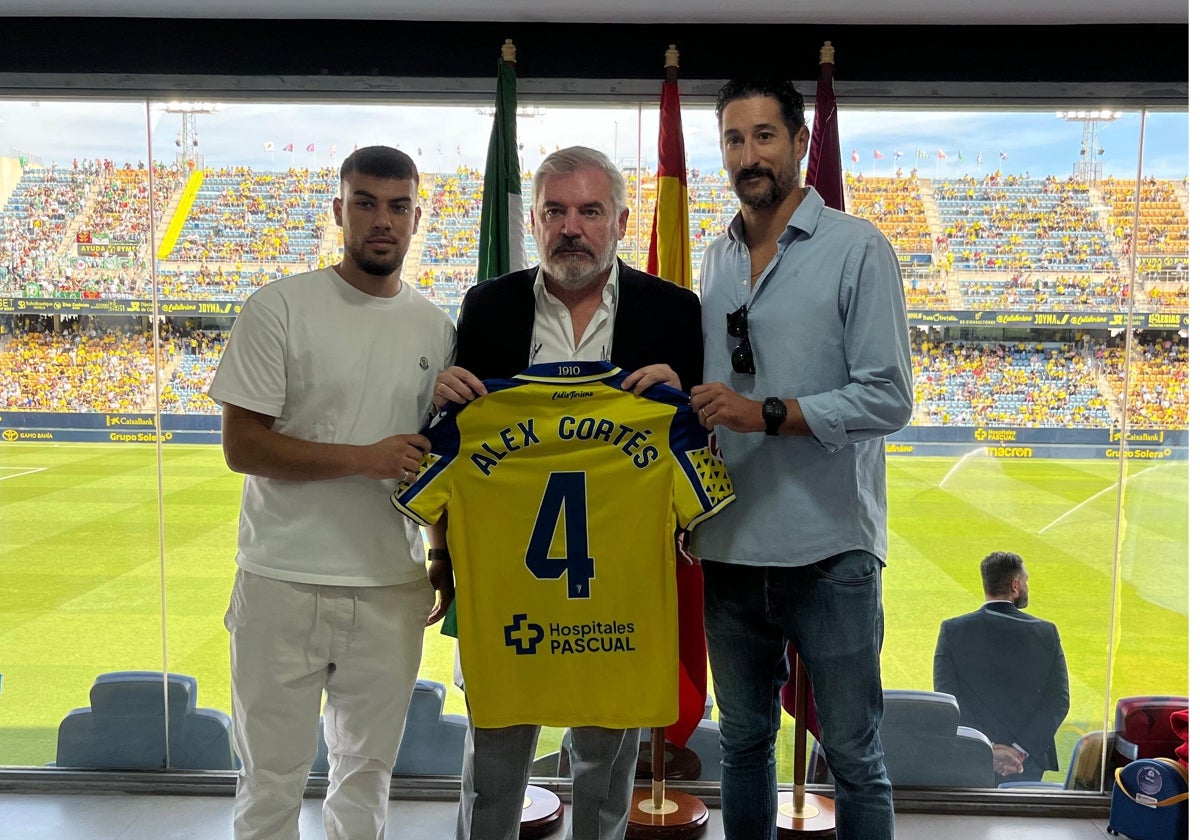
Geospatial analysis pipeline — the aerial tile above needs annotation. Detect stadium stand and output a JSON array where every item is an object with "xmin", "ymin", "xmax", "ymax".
[
  {"xmin": 1096, "ymin": 335, "xmax": 1188, "ymax": 429},
  {"xmin": 911, "ymin": 339, "xmax": 1113, "ymax": 428},
  {"xmin": 933, "ymin": 175, "xmax": 1118, "ymax": 272},
  {"xmin": 0, "ymin": 324, "xmax": 171, "ymax": 412},
  {"xmin": 846, "ymin": 174, "xmax": 934, "ymax": 254},
  {"xmin": 166, "ymin": 167, "xmax": 338, "ymax": 264},
  {"xmin": 0, "ymin": 164, "xmax": 1188, "ymax": 429}
]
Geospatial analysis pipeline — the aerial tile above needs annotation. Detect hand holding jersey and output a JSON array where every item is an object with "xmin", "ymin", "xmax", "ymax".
[{"xmin": 394, "ymin": 362, "xmax": 733, "ymax": 728}]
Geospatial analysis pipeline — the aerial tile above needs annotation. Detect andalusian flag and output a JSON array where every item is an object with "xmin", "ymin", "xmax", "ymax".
[
  {"xmin": 646, "ymin": 49, "xmax": 691, "ymax": 289},
  {"xmin": 477, "ymin": 41, "xmax": 528, "ymax": 282}
]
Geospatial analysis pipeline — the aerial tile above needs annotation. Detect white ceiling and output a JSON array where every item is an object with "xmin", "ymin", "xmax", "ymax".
[{"xmin": 0, "ymin": 0, "xmax": 1188, "ymax": 24}]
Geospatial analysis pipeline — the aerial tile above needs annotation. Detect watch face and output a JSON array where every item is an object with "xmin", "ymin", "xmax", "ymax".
[{"xmin": 763, "ymin": 398, "xmax": 786, "ymax": 433}]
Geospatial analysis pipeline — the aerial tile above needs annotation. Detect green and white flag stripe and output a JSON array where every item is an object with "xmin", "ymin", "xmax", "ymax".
[{"xmin": 477, "ymin": 58, "xmax": 528, "ymax": 282}]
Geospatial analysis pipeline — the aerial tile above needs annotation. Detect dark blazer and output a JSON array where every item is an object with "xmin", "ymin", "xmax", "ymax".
[
  {"xmin": 454, "ymin": 260, "xmax": 703, "ymax": 390},
  {"xmin": 934, "ymin": 601, "xmax": 1070, "ymax": 779}
]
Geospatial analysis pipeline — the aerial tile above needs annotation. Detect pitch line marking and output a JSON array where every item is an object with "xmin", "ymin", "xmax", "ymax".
[{"xmin": 0, "ymin": 467, "xmax": 47, "ymax": 481}]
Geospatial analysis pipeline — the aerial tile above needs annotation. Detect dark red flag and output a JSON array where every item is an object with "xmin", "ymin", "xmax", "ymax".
[{"xmin": 804, "ymin": 45, "xmax": 844, "ymax": 212}]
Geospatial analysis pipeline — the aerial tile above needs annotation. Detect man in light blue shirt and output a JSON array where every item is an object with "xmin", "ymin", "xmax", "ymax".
[{"xmin": 690, "ymin": 75, "xmax": 913, "ymax": 840}]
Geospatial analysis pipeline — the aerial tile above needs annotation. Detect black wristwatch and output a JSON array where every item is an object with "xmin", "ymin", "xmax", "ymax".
[{"xmin": 762, "ymin": 397, "xmax": 787, "ymax": 436}]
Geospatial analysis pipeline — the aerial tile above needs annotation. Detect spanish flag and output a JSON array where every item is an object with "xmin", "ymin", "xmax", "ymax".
[{"xmin": 646, "ymin": 45, "xmax": 691, "ymax": 290}]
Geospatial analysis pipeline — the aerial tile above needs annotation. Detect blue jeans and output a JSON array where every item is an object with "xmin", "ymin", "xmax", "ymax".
[{"xmin": 703, "ymin": 551, "xmax": 893, "ymax": 840}]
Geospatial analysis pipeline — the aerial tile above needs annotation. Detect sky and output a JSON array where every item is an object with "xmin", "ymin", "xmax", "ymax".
[{"xmin": 0, "ymin": 98, "xmax": 1188, "ymax": 181}]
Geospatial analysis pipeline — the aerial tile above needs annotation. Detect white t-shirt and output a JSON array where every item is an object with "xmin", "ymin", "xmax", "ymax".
[{"xmin": 209, "ymin": 268, "xmax": 456, "ymax": 586}]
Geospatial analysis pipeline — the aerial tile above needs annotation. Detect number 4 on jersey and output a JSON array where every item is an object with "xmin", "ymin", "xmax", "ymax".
[{"xmin": 525, "ymin": 471, "xmax": 596, "ymax": 598}]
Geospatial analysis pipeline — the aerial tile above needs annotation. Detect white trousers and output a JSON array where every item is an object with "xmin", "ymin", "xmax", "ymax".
[{"xmin": 226, "ymin": 569, "xmax": 432, "ymax": 840}]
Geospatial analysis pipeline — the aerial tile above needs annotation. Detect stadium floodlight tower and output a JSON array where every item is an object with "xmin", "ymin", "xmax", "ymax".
[
  {"xmin": 164, "ymin": 101, "xmax": 219, "ymax": 169},
  {"xmin": 1056, "ymin": 109, "xmax": 1122, "ymax": 185}
]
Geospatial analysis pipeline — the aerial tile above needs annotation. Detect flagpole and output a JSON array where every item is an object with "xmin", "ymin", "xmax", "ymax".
[
  {"xmin": 780, "ymin": 39, "xmax": 840, "ymax": 840},
  {"xmin": 629, "ymin": 52, "xmax": 706, "ymax": 836}
]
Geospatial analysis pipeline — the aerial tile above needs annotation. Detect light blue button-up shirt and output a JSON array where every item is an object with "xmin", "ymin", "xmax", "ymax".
[{"xmin": 691, "ymin": 187, "xmax": 914, "ymax": 567}]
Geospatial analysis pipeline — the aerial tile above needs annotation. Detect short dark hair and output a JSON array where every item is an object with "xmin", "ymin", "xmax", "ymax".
[
  {"xmin": 980, "ymin": 551, "xmax": 1025, "ymax": 597},
  {"xmin": 715, "ymin": 76, "xmax": 807, "ymax": 139},
  {"xmin": 339, "ymin": 146, "xmax": 419, "ymax": 187}
]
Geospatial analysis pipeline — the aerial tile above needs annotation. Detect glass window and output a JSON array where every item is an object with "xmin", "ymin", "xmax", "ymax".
[{"xmin": 0, "ymin": 96, "xmax": 1187, "ymax": 798}]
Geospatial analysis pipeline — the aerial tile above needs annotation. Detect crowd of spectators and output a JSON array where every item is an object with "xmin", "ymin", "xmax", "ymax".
[
  {"xmin": 1144, "ymin": 283, "xmax": 1189, "ymax": 311},
  {"xmin": 845, "ymin": 174, "xmax": 933, "ymax": 252},
  {"xmin": 4, "ymin": 166, "xmax": 1190, "ymax": 313},
  {"xmin": 1099, "ymin": 177, "xmax": 1189, "ymax": 257},
  {"xmin": 0, "ymin": 162, "xmax": 93, "ymax": 296},
  {"xmin": 910, "ymin": 335, "xmax": 1112, "ymax": 428},
  {"xmin": 1097, "ymin": 335, "xmax": 1189, "ymax": 430},
  {"xmin": 936, "ymin": 174, "xmax": 1118, "ymax": 272},
  {"xmin": 77, "ymin": 163, "xmax": 184, "ymax": 249},
  {"xmin": 961, "ymin": 272, "xmax": 1129, "ymax": 310},
  {"xmin": 169, "ymin": 167, "xmax": 337, "ymax": 263},
  {"xmin": 0, "ymin": 321, "xmax": 169, "ymax": 412},
  {"xmin": 0, "ymin": 167, "xmax": 1192, "ymax": 426},
  {"xmin": 158, "ymin": 328, "xmax": 224, "ymax": 414}
]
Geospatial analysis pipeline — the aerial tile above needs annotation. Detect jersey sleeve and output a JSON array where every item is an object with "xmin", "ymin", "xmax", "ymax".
[
  {"xmin": 666, "ymin": 395, "xmax": 736, "ymax": 530},
  {"xmin": 390, "ymin": 403, "xmax": 464, "ymax": 527}
]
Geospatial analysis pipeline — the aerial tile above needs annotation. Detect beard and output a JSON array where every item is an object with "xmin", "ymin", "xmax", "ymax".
[
  {"xmin": 346, "ymin": 241, "xmax": 404, "ymax": 277},
  {"xmin": 541, "ymin": 234, "xmax": 619, "ymax": 290},
  {"xmin": 733, "ymin": 164, "xmax": 799, "ymax": 210},
  {"xmin": 1014, "ymin": 589, "xmax": 1029, "ymax": 609}
]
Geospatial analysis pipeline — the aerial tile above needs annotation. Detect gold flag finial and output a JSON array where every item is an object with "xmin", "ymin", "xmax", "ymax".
[
  {"xmin": 819, "ymin": 40, "xmax": 835, "ymax": 65},
  {"xmin": 501, "ymin": 38, "xmax": 517, "ymax": 64},
  {"xmin": 665, "ymin": 44, "xmax": 680, "ymax": 69}
]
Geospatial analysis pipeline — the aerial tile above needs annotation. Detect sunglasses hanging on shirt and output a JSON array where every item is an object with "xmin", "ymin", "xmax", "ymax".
[{"xmin": 726, "ymin": 305, "xmax": 756, "ymax": 375}]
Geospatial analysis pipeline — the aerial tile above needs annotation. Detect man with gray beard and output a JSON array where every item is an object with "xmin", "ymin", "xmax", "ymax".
[{"xmin": 431, "ymin": 145, "xmax": 703, "ymax": 840}]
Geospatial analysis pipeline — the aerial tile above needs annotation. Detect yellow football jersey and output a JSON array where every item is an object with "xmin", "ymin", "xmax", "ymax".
[{"xmin": 393, "ymin": 361, "xmax": 734, "ymax": 728}]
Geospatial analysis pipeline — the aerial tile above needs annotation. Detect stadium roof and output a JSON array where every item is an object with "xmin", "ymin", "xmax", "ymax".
[{"xmin": 0, "ymin": 0, "xmax": 1188, "ymax": 24}]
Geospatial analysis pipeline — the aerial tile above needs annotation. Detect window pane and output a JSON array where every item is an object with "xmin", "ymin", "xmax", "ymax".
[{"xmin": 0, "ymin": 98, "xmax": 1187, "ymax": 799}]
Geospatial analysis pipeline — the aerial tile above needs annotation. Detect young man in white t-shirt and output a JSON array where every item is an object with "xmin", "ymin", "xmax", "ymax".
[{"xmin": 209, "ymin": 146, "xmax": 456, "ymax": 840}]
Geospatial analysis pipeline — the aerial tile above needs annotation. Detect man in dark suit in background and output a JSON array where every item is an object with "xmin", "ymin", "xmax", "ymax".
[
  {"xmin": 934, "ymin": 550, "xmax": 1071, "ymax": 783},
  {"xmin": 430, "ymin": 145, "xmax": 703, "ymax": 840}
]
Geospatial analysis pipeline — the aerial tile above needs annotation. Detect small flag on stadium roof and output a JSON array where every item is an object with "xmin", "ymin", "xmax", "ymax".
[
  {"xmin": 976, "ymin": 152, "xmax": 983, "ymax": 164},
  {"xmin": 283, "ymin": 143, "xmax": 294, "ymax": 152},
  {"xmin": 329, "ymin": 145, "xmax": 336, "ymax": 157},
  {"xmin": 305, "ymin": 143, "xmax": 316, "ymax": 153},
  {"xmin": 477, "ymin": 39, "xmax": 528, "ymax": 283},
  {"xmin": 263, "ymin": 142, "xmax": 274, "ymax": 152},
  {"xmin": 893, "ymin": 150, "xmax": 904, "ymax": 158},
  {"xmin": 917, "ymin": 149, "xmax": 928, "ymax": 159},
  {"xmin": 851, "ymin": 149, "xmax": 859, "ymax": 164},
  {"xmin": 1000, "ymin": 150, "xmax": 1009, "ymax": 161},
  {"xmin": 957, "ymin": 150, "xmax": 964, "ymax": 162},
  {"xmin": 873, "ymin": 149, "xmax": 884, "ymax": 160},
  {"xmin": 646, "ymin": 44, "xmax": 692, "ymax": 289},
  {"xmin": 937, "ymin": 149, "xmax": 948, "ymax": 160}
]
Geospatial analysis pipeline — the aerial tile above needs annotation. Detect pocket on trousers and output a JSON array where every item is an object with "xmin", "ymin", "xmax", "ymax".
[
  {"xmin": 223, "ymin": 568, "xmax": 248, "ymax": 632},
  {"xmin": 812, "ymin": 550, "xmax": 880, "ymax": 585}
]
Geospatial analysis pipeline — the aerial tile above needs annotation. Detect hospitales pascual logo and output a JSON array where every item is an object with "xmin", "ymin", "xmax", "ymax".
[
  {"xmin": 503, "ymin": 613, "xmax": 639, "ymax": 655},
  {"xmin": 504, "ymin": 613, "xmax": 545, "ymax": 655}
]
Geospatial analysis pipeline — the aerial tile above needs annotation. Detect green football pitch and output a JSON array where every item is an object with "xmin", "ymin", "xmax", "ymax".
[{"xmin": 0, "ymin": 442, "xmax": 1188, "ymax": 781}]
